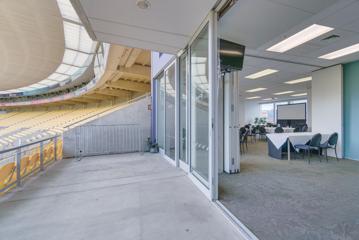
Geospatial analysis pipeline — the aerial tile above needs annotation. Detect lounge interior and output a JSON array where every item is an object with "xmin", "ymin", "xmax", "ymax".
[{"xmin": 217, "ymin": 1, "xmax": 359, "ymax": 239}]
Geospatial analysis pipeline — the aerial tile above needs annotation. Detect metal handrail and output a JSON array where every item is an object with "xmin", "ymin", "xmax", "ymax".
[
  {"xmin": 0, "ymin": 134, "xmax": 63, "ymax": 194},
  {"xmin": 0, "ymin": 135, "xmax": 60, "ymax": 155}
]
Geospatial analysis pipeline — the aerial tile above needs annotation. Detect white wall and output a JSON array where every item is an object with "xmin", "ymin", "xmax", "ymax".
[
  {"xmin": 151, "ymin": 52, "xmax": 175, "ymax": 79},
  {"xmin": 312, "ymin": 65, "xmax": 343, "ymax": 158},
  {"xmin": 307, "ymin": 88, "xmax": 312, "ymax": 129}
]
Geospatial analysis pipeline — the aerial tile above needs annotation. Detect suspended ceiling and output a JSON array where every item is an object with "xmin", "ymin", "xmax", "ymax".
[
  {"xmin": 0, "ymin": 0, "xmax": 64, "ymax": 91},
  {"xmin": 219, "ymin": 0, "xmax": 359, "ymax": 101},
  {"xmin": 74, "ymin": 0, "xmax": 218, "ymax": 54}
]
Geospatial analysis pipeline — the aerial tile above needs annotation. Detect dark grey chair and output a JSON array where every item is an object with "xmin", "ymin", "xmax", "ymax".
[
  {"xmin": 247, "ymin": 125, "xmax": 256, "ymax": 143},
  {"xmin": 301, "ymin": 124, "xmax": 308, "ymax": 132},
  {"xmin": 239, "ymin": 127, "xmax": 248, "ymax": 153},
  {"xmin": 258, "ymin": 126, "xmax": 267, "ymax": 141},
  {"xmin": 320, "ymin": 132, "xmax": 339, "ymax": 162},
  {"xmin": 293, "ymin": 126, "xmax": 301, "ymax": 132},
  {"xmin": 294, "ymin": 133, "xmax": 322, "ymax": 164},
  {"xmin": 274, "ymin": 127, "xmax": 284, "ymax": 133}
]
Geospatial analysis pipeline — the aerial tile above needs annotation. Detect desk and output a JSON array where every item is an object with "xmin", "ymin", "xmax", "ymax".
[
  {"xmin": 265, "ymin": 127, "xmax": 295, "ymax": 133},
  {"xmin": 266, "ymin": 132, "xmax": 330, "ymax": 161}
]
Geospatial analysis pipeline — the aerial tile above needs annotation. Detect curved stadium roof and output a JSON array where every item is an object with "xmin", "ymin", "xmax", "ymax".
[{"xmin": 0, "ymin": 0, "xmax": 97, "ymax": 96}]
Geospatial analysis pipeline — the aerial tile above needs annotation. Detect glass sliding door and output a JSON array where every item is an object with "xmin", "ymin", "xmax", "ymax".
[
  {"xmin": 165, "ymin": 63, "xmax": 176, "ymax": 159},
  {"xmin": 179, "ymin": 52, "xmax": 188, "ymax": 163},
  {"xmin": 190, "ymin": 24, "xmax": 209, "ymax": 184},
  {"xmin": 157, "ymin": 73, "xmax": 165, "ymax": 149}
]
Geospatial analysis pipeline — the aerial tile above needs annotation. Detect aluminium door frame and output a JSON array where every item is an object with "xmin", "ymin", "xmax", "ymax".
[
  {"xmin": 181, "ymin": 10, "xmax": 219, "ymax": 200},
  {"xmin": 177, "ymin": 48, "xmax": 190, "ymax": 172},
  {"xmin": 163, "ymin": 60, "xmax": 177, "ymax": 166}
]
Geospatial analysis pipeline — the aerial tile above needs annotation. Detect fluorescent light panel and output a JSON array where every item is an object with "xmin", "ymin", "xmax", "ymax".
[
  {"xmin": 246, "ymin": 87, "xmax": 267, "ymax": 93},
  {"xmin": 291, "ymin": 93, "xmax": 307, "ymax": 97},
  {"xmin": 285, "ymin": 76, "xmax": 312, "ymax": 84},
  {"xmin": 245, "ymin": 69, "xmax": 278, "ymax": 79},
  {"xmin": 274, "ymin": 91, "xmax": 294, "ymax": 95},
  {"xmin": 246, "ymin": 96, "xmax": 261, "ymax": 100},
  {"xmin": 267, "ymin": 24, "xmax": 334, "ymax": 53},
  {"xmin": 319, "ymin": 43, "xmax": 359, "ymax": 60}
]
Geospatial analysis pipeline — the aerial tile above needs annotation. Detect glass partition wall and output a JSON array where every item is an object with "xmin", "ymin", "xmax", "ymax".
[
  {"xmin": 157, "ymin": 73, "xmax": 165, "ymax": 149},
  {"xmin": 179, "ymin": 52, "xmax": 188, "ymax": 164},
  {"xmin": 155, "ymin": 11, "xmax": 218, "ymax": 198},
  {"xmin": 165, "ymin": 64, "xmax": 176, "ymax": 159},
  {"xmin": 190, "ymin": 25, "xmax": 210, "ymax": 184},
  {"xmin": 156, "ymin": 63, "xmax": 176, "ymax": 161}
]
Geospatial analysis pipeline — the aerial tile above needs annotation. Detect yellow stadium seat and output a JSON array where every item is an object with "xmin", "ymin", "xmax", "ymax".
[
  {"xmin": 27, "ymin": 152, "xmax": 40, "ymax": 173},
  {"xmin": 19, "ymin": 156, "xmax": 30, "ymax": 177},
  {"xmin": 0, "ymin": 162, "xmax": 16, "ymax": 190},
  {"xmin": 56, "ymin": 140, "xmax": 63, "ymax": 160},
  {"xmin": 43, "ymin": 148, "xmax": 49, "ymax": 163}
]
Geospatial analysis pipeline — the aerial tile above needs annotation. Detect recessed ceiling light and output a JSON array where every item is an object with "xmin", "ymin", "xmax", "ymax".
[
  {"xmin": 263, "ymin": 98, "xmax": 275, "ymax": 101},
  {"xmin": 274, "ymin": 91, "xmax": 295, "ymax": 95},
  {"xmin": 246, "ymin": 87, "xmax": 267, "ymax": 93},
  {"xmin": 285, "ymin": 76, "xmax": 312, "ymax": 84},
  {"xmin": 136, "ymin": 0, "xmax": 151, "ymax": 9},
  {"xmin": 267, "ymin": 24, "xmax": 334, "ymax": 53},
  {"xmin": 319, "ymin": 43, "xmax": 359, "ymax": 60},
  {"xmin": 245, "ymin": 69, "xmax": 278, "ymax": 79},
  {"xmin": 246, "ymin": 96, "xmax": 261, "ymax": 100},
  {"xmin": 291, "ymin": 93, "xmax": 308, "ymax": 97}
]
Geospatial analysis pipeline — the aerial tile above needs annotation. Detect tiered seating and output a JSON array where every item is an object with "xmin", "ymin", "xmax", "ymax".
[
  {"xmin": 0, "ymin": 97, "xmax": 141, "ymax": 193},
  {"xmin": 0, "ymin": 102, "xmax": 123, "ymax": 149}
]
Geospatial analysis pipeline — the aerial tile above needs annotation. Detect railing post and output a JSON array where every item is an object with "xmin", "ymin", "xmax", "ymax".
[
  {"xmin": 138, "ymin": 127, "xmax": 141, "ymax": 152},
  {"xmin": 40, "ymin": 142, "xmax": 44, "ymax": 171},
  {"xmin": 16, "ymin": 148, "xmax": 22, "ymax": 187},
  {"xmin": 54, "ymin": 136, "xmax": 57, "ymax": 161}
]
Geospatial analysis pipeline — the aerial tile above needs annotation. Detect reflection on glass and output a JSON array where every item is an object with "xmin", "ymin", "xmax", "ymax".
[
  {"xmin": 179, "ymin": 52, "xmax": 187, "ymax": 163},
  {"xmin": 165, "ymin": 64, "xmax": 176, "ymax": 159},
  {"xmin": 157, "ymin": 74, "xmax": 165, "ymax": 149},
  {"xmin": 190, "ymin": 25, "xmax": 209, "ymax": 183},
  {"xmin": 260, "ymin": 103, "xmax": 274, "ymax": 123}
]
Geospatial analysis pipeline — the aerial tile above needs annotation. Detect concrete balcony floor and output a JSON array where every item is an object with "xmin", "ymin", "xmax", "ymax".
[{"xmin": 0, "ymin": 153, "xmax": 243, "ymax": 240}]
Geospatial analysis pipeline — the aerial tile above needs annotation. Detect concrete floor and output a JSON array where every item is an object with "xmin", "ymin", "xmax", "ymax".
[
  {"xmin": 0, "ymin": 153, "xmax": 243, "ymax": 240},
  {"xmin": 219, "ymin": 141, "xmax": 359, "ymax": 240}
]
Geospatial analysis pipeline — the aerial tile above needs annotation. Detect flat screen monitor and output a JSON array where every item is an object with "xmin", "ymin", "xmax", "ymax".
[{"xmin": 220, "ymin": 39, "xmax": 245, "ymax": 72}]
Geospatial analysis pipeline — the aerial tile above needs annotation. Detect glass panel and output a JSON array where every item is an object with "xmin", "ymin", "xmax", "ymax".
[
  {"xmin": 260, "ymin": 103, "xmax": 274, "ymax": 123},
  {"xmin": 157, "ymin": 73, "xmax": 165, "ymax": 149},
  {"xmin": 190, "ymin": 25, "xmax": 209, "ymax": 183},
  {"xmin": 179, "ymin": 52, "xmax": 188, "ymax": 163},
  {"xmin": 165, "ymin": 64, "xmax": 176, "ymax": 159}
]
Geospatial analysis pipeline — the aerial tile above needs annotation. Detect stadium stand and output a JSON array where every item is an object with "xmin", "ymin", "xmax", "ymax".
[{"xmin": 0, "ymin": 0, "xmax": 150, "ymax": 195}]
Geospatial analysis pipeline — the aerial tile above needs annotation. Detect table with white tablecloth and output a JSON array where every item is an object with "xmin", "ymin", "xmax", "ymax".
[
  {"xmin": 265, "ymin": 127, "xmax": 295, "ymax": 134},
  {"xmin": 266, "ymin": 132, "xmax": 330, "ymax": 160}
]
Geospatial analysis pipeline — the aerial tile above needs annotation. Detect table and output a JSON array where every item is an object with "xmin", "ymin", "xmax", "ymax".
[
  {"xmin": 266, "ymin": 132, "xmax": 330, "ymax": 161},
  {"xmin": 265, "ymin": 127, "xmax": 295, "ymax": 133}
]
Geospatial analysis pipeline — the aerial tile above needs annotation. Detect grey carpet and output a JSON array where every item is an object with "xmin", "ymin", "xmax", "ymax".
[{"xmin": 219, "ymin": 141, "xmax": 359, "ymax": 240}]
